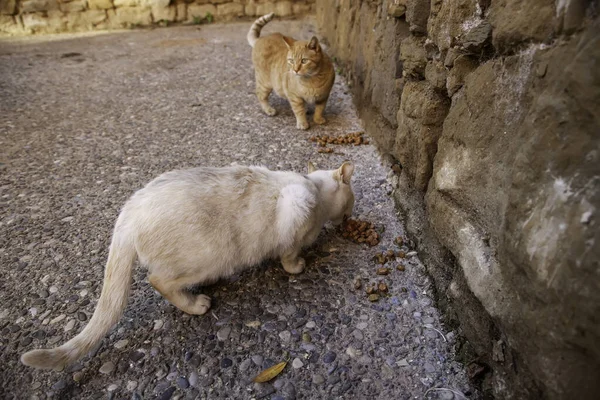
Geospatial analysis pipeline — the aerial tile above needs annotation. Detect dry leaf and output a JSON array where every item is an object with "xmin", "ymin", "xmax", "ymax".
[{"xmin": 253, "ymin": 360, "xmax": 288, "ymax": 383}]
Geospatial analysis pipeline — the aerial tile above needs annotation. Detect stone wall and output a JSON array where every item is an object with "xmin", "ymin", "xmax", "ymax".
[
  {"xmin": 0, "ymin": 0, "xmax": 314, "ymax": 35},
  {"xmin": 317, "ymin": 0, "xmax": 599, "ymax": 399}
]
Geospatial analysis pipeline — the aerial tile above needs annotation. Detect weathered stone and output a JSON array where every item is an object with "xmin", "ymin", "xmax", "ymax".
[
  {"xmin": 0, "ymin": 15, "xmax": 22, "ymax": 34},
  {"xmin": 153, "ymin": 5, "xmax": 176, "ymax": 22},
  {"xmin": 216, "ymin": 3, "xmax": 243, "ymax": 18},
  {"xmin": 21, "ymin": 0, "xmax": 59, "ymax": 13},
  {"xmin": 255, "ymin": 2, "xmax": 276, "ymax": 16},
  {"xmin": 489, "ymin": 0, "xmax": 555, "ymax": 53},
  {"xmin": 400, "ymin": 35, "xmax": 426, "ymax": 78},
  {"xmin": 114, "ymin": 6, "xmax": 152, "ymax": 26},
  {"xmin": 0, "ymin": 0, "xmax": 16, "ymax": 15},
  {"xmin": 187, "ymin": 4, "xmax": 215, "ymax": 22},
  {"xmin": 292, "ymin": 3, "xmax": 312, "ymax": 15},
  {"xmin": 425, "ymin": 60, "xmax": 447, "ymax": 90},
  {"xmin": 113, "ymin": 0, "xmax": 139, "ymax": 7},
  {"xmin": 275, "ymin": 1, "xmax": 292, "ymax": 17},
  {"xmin": 59, "ymin": 0, "xmax": 86, "ymax": 12},
  {"xmin": 175, "ymin": 3, "xmax": 186, "ymax": 22},
  {"xmin": 244, "ymin": 3, "xmax": 256, "ymax": 16},
  {"xmin": 406, "ymin": 0, "xmax": 429, "ymax": 34},
  {"xmin": 387, "ymin": 1, "xmax": 406, "ymax": 18},
  {"xmin": 88, "ymin": 0, "xmax": 113, "ymax": 10},
  {"xmin": 428, "ymin": 0, "xmax": 480, "ymax": 52},
  {"xmin": 446, "ymin": 55, "xmax": 477, "ymax": 96},
  {"xmin": 462, "ymin": 20, "xmax": 492, "ymax": 53},
  {"xmin": 555, "ymin": 0, "xmax": 587, "ymax": 34}
]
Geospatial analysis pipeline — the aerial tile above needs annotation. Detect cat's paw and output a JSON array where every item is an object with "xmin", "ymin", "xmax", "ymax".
[
  {"xmin": 187, "ymin": 294, "xmax": 211, "ymax": 315},
  {"xmin": 263, "ymin": 106, "xmax": 277, "ymax": 116},
  {"xmin": 283, "ymin": 257, "xmax": 305, "ymax": 274},
  {"xmin": 313, "ymin": 115, "xmax": 327, "ymax": 125},
  {"xmin": 296, "ymin": 120, "xmax": 310, "ymax": 130}
]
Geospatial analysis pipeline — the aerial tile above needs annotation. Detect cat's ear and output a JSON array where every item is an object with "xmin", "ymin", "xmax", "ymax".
[
  {"xmin": 334, "ymin": 161, "xmax": 354, "ymax": 184},
  {"xmin": 308, "ymin": 36, "xmax": 321, "ymax": 52},
  {"xmin": 307, "ymin": 161, "xmax": 317, "ymax": 174},
  {"xmin": 282, "ymin": 35, "xmax": 295, "ymax": 48}
]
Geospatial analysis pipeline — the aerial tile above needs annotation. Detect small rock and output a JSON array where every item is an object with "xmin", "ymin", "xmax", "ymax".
[
  {"xmin": 50, "ymin": 314, "xmax": 66, "ymax": 324},
  {"xmin": 177, "ymin": 377, "xmax": 189, "ymax": 389},
  {"xmin": 130, "ymin": 350, "xmax": 145, "ymax": 362},
  {"xmin": 64, "ymin": 319, "xmax": 76, "ymax": 332},
  {"xmin": 221, "ymin": 357, "xmax": 233, "ymax": 368},
  {"xmin": 52, "ymin": 380, "xmax": 66, "ymax": 390},
  {"xmin": 423, "ymin": 317, "xmax": 435, "ymax": 324},
  {"xmin": 49, "ymin": 285, "xmax": 58, "ymax": 294},
  {"xmin": 353, "ymin": 278, "xmax": 362, "ymax": 290},
  {"xmin": 302, "ymin": 332, "xmax": 311, "ymax": 342},
  {"xmin": 278, "ymin": 330, "xmax": 291, "ymax": 342},
  {"xmin": 396, "ymin": 264, "xmax": 405, "ymax": 271},
  {"xmin": 114, "ymin": 339, "xmax": 129, "ymax": 349},
  {"xmin": 73, "ymin": 372, "xmax": 83, "ymax": 382},
  {"xmin": 356, "ymin": 322, "xmax": 368, "ymax": 330},
  {"xmin": 20, "ymin": 336, "xmax": 33, "ymax": 346},
  {"xmin": 239, "ymin": 358, "xmax": 252, "ymax": 372},
  {"xmin": 153, "ymin": 320, "xmax": 164, "ymax": 330},
  {"xmin": 322, "ymin": 352, "xmax": 337, "ymax": 364},
  {"xmin": 99, "ymin": 361, "xmax": 115, "ymax": 375},
  {"xmin": 167, "ymin": 372, "xmax": 178, "ymax": 381},
  {"xmin": 39, "ymin": 289, "xmax": 49, "ymax": 298},
  {"xmin": 31, "ymin": 381, "xmax": 42, "ymax": 390},
  {"xmin": 305, "ymin": 321, "xmax": 316, "ymax": 329},
  {"xmin": 292, "ymin": 358, "xmax": 304, "ymax": 369},
  {"xmin": 352, "ymin": 329, "xmax": 364, "ymax": 340},
  {"xmin": 251, "ymin": 355, "xmax": 263, "ymax": 366},
  {"xmin": 127, "ymin": 380, "xmax": 138, "ymax": 391},
  {"xmin": 77, "ymin": 312, "xmax": 87, "ymax": 321},
  {"xmin": 157, "ymin": 386, "xmax": 176, "ymax": 400},
  {"xmin": 397, "ymin": 358, "xmax": 409, "ymax": 367},
  {"xmin": 217, "ymin": 326, "xmax": 231, "ymax": 341},
  {"xmin": 312, "ymin": 374, "xmax": 325, "ymax": 385},
  {"xmin": 424, "ymin": 362, "xmax": 436, "ymax": 373},
  {"xmin": 107, "ymin": 384, "xmax": 118, "ymax": 392},
  {"xmin": 368, "ymin": 294, "xmax": 380, "ymax": 302},
  {"xmin": 188, "ymin": 371, "xmax": 198, "ymax": 387}
]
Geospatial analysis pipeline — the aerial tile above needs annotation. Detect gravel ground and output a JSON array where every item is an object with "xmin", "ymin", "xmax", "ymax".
[{"xmin": 0, "ymin": 19, "xmax": 475, "ymax": 400}]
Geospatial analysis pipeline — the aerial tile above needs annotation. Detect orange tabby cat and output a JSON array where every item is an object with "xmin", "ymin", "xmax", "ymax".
[{"xmin": 247, "ymin": 13, "xmax": 335, "ymax": 130}]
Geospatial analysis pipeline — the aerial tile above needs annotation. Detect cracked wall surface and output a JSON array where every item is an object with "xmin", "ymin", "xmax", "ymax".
[{"xmin": 316, "ymin": 0, "xmax": 600, "ymax": 398}]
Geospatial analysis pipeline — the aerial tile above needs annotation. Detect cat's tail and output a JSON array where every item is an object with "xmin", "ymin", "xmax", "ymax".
[
  {"xmin": 20, "ymin": 215, "xmax": 137, "ymax": 370},
  {"xmin": 247, "ymin": 12, "xmax": 275, "ymax": 47}
]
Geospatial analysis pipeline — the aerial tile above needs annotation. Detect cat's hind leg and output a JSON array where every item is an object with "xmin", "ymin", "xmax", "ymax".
[
  {"xmin": 148, "ymin": 274, "xmax": 211, "ymax": 315},
  {"xmin": 256, "ymin": 84, "xmax": 277, "ymax": 116},
  {"xmin": 281, "ymin": 247, "xmax": 305, "ymax": 274}
]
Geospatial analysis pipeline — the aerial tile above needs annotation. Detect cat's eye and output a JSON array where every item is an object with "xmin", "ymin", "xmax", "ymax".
[
  {"xmin": 287, "ymin": 58, "xmax": 293, "ymax": 64},
  {"xmin": 301, "ymin": 58, "xmax": 308, "ymax": 64}
]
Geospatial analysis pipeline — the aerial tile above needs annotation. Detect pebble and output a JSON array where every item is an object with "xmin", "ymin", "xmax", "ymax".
[
  {"xmin": 292, "ymin": 358, "xmax": 304, "ymax": 369},
  {"xmin": 153, "ymin": 319, "xmax": 164, "ymax": 330},
  {"xmin": 239, "ymin": 358, "xmax": 252, "ymax": 372},
  {"xmin": 345, "ymin": 346, "xmax": 360, "ymax": 358},
  {"xmin": 77, "ymin": 312, "xmax": 87, "ymax": 321},
  {"xmin": 50, "ymin": 314, "xmax": 66, "ymax": 324},
  {"xmin": 305, "ymin": 321, "xmax": 316, "ymax": 329},
  {"xmin": 49, "ymin": 285, "xmax": 58, "ymax": 294},
  {"xmin": 199, "ymin": 366, "xmax": 209, "ymax": 375},
  {"xmin": 51, "ymin": 380, "xmax": 66, "ymax": 390},
  {"xmin": 73, "ymin": 372, "xmax": 83, "ymax": 382},
  {"xmin": 130, "ymin": 350, "xmax": 145, "ymax": 362},
  {"xmin": 423, "ymin": 317, "xmax": 435, "ymax": 324},
  {"xmin": 322, "ymin": 352, "xmax": 337, "ymax": 364},
  {"xmin": 107, "ymin": 384, "xmax": 118, "ymax": 392},
  {"xmin": 64, "ymin": 319, "xmax": 76, "ymax": 332},
  {"xmin": 188, "ymin": 371, "xmax": 199, "ymax": 387},
  {"xmin": 356, "ymin": 322, "xmax": 368, "ymax": 330},
  {"xmin": 352, "ymin": 329, "xmax": 364, "ymax": 340},
  {"xmin": 176, "ymin": 377, "xmax": 189, "ymax": 389},
  {"xmin": 167, "ymin": 372, "xmax": 178, "ymax": 381},
  {"xmin": 221, "ymin": 357, "xmax": 233, "ymax": 368},
  {"xmin": 39, "ymin": 289, "xmax": 49, "ymax": 298},
  {"xmin": 127, "ymin": 381, "xmax": 138, "ymax": 391},
  {"xmin": 312, "ymin": 374, "xmax": 325, "ymax": 385},
  {"xmin": 217, "ymin": 326, "xmax": 231, "ymax": 341},
  {"xmin": 99, "ymin": 361, "xmax": 115, "ymax": 374},
  {"xmin": 112, "ymin": 339, "xmax": 128, "ymax": 349},
  {"xmin": 29, "ymin": 307, "xmax": 38, "ymax": 317},
  {"xmin": 32, "ymin": 382, "xmax": 42, "ymax": 390},
  {"xmin": 397, "ymin": 358, "xmax": 409, "ymax": 367},
  {"xmin": 21, "ymin": 336, "xmax": 33, "ymax": 346},
  {"xmin": 424, "ymin": 362, "xmax": 436, "ymax": 373},
  {"xmin": 157, "ymin": 386, "xmax": 176, "ymax": 400},
  {"xmin": 278, "ymin": 330, "xmax": 291, "ymax": 342},
  {"xmin": 251, "ymin": 355, "xmax": 263, "ymax": 366}
]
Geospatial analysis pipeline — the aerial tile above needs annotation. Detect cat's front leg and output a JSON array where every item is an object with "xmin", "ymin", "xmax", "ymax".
[
  {"xmin": 281, "ymin": 247, "xmax": 305, "ymax": 274},
  {"xmin": 313, "ymin": 99, "xmax": 328, "ymax": 125},
  {"xmin": 289, "ymin": 97, "xmax": 309, "ymax": 130}
]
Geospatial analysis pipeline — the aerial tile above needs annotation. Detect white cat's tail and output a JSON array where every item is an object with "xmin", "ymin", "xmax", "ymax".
[
  {"xmin": 20, "ymin": 216, "xmax": 137, "ymax": 370},
  {"xmin": 247, "ymin": 12, "xmax": 275, "ymax": 47}
]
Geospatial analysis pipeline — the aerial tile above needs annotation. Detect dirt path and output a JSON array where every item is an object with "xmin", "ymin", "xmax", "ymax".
[{"xmin": 0, "ymin": 19, "xmax": 474, "ymax": 400}]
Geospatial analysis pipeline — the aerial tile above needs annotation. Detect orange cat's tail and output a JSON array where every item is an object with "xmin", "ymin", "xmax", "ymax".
[{"xmin": 247, "ymin": 12, "xmax": 275, "ymax": 47}]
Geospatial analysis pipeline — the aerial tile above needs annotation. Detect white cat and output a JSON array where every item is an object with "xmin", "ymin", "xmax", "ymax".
[{"xmin": 21, "ymin": 161, "xmax": 355, "ymax": 370}]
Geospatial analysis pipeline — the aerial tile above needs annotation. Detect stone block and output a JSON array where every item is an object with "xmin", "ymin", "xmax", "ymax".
[
  {"xmin": 114, "ymin": 6, "xmax": 152, "ymax": 26},
  {"xmin": 255, "ymin": 2, "xmax": 275, "ymax": 16},
  {"xmin": 275, "ymin": 1, "xmax": 292, "ymax": 17},
  {"xmin": 425, "ymin": 60, "xmax": 447, "ymax": 91},
  {"xmin": 216, "ymin": 2, "xmax": 243, "ymax": 18},
  {"xmin": 88, "ymin": 0, "xmax": 113, "ymax": 9},
  {"xmin": 21, "ymin": 0, "xmax": 59, "ymax": 13},
  {"xmin": 0, "ymin": 0, "xmax": 17, "ymax": 15},
  {"xmin": 59, "ymin": 0, "xmax": 87, "ymax": 12},
  {"xmin": 114, "ymin": 0, "xmax": 139, "ymax": 7},
  {"xmin": 187, "ymin": 4, "xmax": 215, "ymax": 21},
  {"xmin": 0, "ymin": 14, "xmax": 22, "ymax": 34},
  {"xmin": 292, "ymin": 2, "xmax": 311, "ymax": 15},
  {"xmin": 66, "ymin": 9, "xmax": 107, "ymax": 30},
  {"xmin": 399, "ymin": 35, "xmax": 426, "ymax": 78},
  {"xmin": 153, "ymin": 5, "xmax": 176, "ymax": 21},
  {"xmin": 428, "ymin": 0, "xmax": 479, "ymax": 52},
  {"xmin": 446, "ymin": 55, "xmax": 477, "ymax": 96},
  {"xmin": 406, "ymin": 0, "xmax": 429, "ymax": 34},
  {"xmin": 245, "ymin": 3, "xmax": 256, "ymax": 16},
  {"xmin": 175, "ymin": 3, "xmax": 186, "ymax": 21}
]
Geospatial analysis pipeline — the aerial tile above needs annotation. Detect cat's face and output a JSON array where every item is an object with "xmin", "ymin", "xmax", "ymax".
[
  {"xmin": 284, "ymin": 36, "xmax": 323, "ymax": 77},
  {"xmin": 308, "ymin": 162, "xmax": 355, "ymax": 225}
]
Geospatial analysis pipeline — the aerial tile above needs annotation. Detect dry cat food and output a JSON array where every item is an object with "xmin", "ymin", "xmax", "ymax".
[
  {"xmin": 309, "ymin": 131, "xmax": 369, "ymax": 147},
  {"xmin": 340, "ymin": 218, "xmax": 380, "ymax": 246}
]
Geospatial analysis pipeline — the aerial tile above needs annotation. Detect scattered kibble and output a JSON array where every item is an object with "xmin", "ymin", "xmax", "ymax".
[
  {"xmin": 394, "ymin": 236, "xmax": 404, "ymax": 246},
  {"xmin": 317, "ymin": 147, "xmax": 334, "ymax": 154},
  {"xmin": 353, "ymin": 278, "xmax": 362, "ymax": 290},
  {"xmin": 396, "ymin": 264, "xmax": 406, "ymax": 271},
  {"xmin": 368, "ymin": 294, "xmax": 380, "ymax": 302},
  {"xmin": 376, "ymin": 267, "xmax": 390, "ymax": 275},
  {"xmin": 309, "ymin": 131, "xmax": 368, "ymax": 147},
  {"xmin": 341, "ymin": 218, "xmax": 380, "ymax": 246},
  {"xmin": 378, "ymin": 281, "xmax": 388, "ymax": 292},
  {"xmin": 366, "ymin": 284, "xmax": 377, "ymax": 295}
]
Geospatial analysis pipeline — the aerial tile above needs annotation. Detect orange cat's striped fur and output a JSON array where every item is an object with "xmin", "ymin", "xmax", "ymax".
[{"xmin": 247, "ymin": 13, "xmax": 335, "ymax": 130}]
